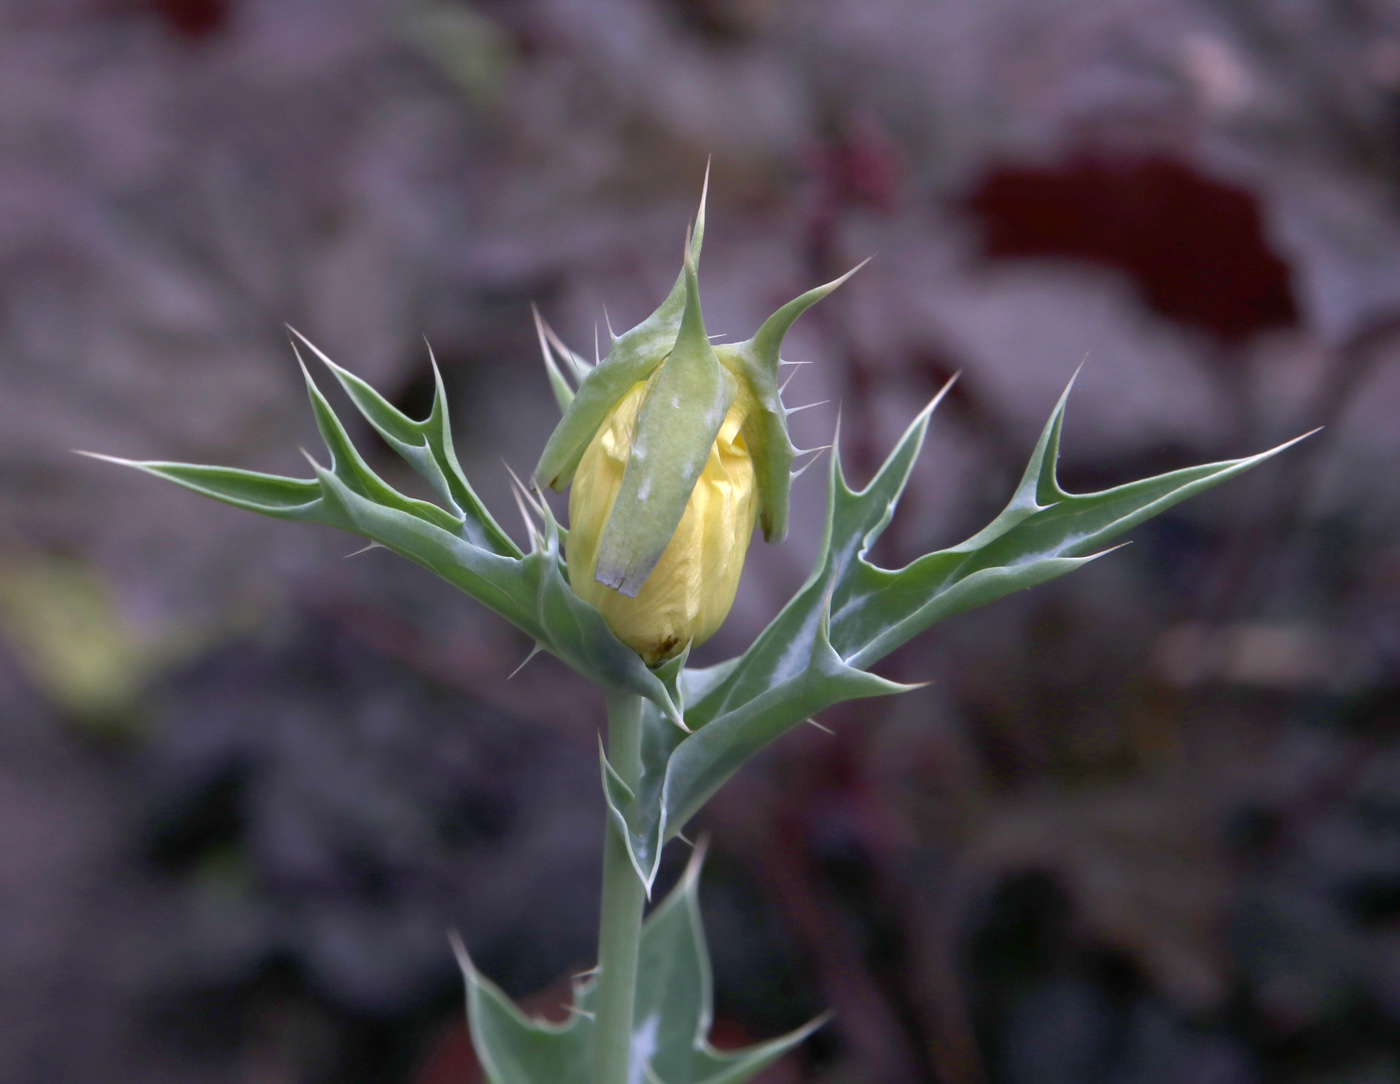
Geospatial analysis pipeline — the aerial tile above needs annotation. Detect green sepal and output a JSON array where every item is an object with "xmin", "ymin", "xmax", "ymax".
[
  {"xmin": 595, "ymin": 249, "xmax": 735, "ymax": 597},
  {"xmin": 91, "ymin": 343, "xmax": 685, "ymax": 726},
  {"xmin": 716, "ymin": 259, "xmax": 867, "ymax": 543},
  {"xmin": 453, "ymin": 847, "xmax": 823, "ymax": 1084},
  {"xmin": 533, "ymin": 305, "xmax": 590, "ymax": 414},
  {"xmin": 598, "ymin": 374, "xmax": 1310, "ymax": 888},
  {"xmin": 533, "ymin": 181, "xmax": 709, "ymax": 492}
]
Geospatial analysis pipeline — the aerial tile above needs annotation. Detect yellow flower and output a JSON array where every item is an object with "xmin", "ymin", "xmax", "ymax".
[{"xmin": 567, "ymin": 378, "xmax": 758, "ymax": 665}]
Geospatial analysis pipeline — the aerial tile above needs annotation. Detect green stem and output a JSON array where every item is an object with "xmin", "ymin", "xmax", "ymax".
[{"xmin": 594, "ymin": 689, "xmax": 646, "ymax": 1084}]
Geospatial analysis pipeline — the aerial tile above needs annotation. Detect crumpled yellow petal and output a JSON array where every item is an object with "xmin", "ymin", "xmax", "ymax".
[{"xmin": 567, "ymin": 379, "xmax": 758, "ymax": 665}]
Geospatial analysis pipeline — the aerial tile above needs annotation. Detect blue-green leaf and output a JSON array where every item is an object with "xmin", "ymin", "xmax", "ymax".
[
  {"xmin": 453, "ymin": 848, "xmax": 821, "ymax": 1084},
  {"xmin": 633, "ymin": 847, "xmax": 824, "ymax": 1084},
  {"xmin": 600, "ymin": 374, "xmax": 1309, "ymax": 887},
  {"xmin": 452, "ymin": 935, "xmax": 593, "ymax": 1084},
  {"xmin": 290, "ymin": 328, "xmax": 521, "ymax": 556},
  {"xmin": 92, "ymin": 339, "xmax": 684, "ymax": 726}
]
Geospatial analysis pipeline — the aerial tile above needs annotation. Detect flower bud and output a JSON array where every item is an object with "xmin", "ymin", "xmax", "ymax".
[
  {"xmin": 567, "ymin": 377, "xmax": 758, "ymax": 664},
  {"xmin": 533, "ymin": 177, "xmax": 862, "ymax": 665}
]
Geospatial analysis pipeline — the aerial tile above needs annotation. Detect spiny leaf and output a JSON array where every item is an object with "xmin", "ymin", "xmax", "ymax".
[
  {"xmin": 78, "ymin": 457, "xmax": 325, "ymax": 519},
  {"xmin": 93, "ymin": 338, "xmax": 683, "ymax": 726},
  {"xmin": 290, "ymin": 328, "xmax": 520, "ymax": 557},
  {"xmin": 453, "ymin": 847, "xmax": 822, "ymax": 1084},
  {"xmin": 452, "ymin": 934, "xmax": 592, "ymax": 1084},
  {"xmin": 600, "ymin": 375, "xmax": 1308, "ymax": 886},
  {"xmin": 634, "ymin": 846, "xmax": 824, "ymax": 1084}
]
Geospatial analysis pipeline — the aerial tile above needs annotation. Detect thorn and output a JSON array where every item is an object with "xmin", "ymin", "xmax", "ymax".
[
  {"xmin": 805, "ymin": 717, "xmax": 834, "ymax": 735},
  {"xmin": 344, "ymin": 542, "xmax": 384, "ymax": 558},
  {"xmin": 285, "ymin": 326, "xmax": 345, "ymax": 378},
  {"xmin": 73, "ymin": 449, "xmax": 134, "ymax": 465},
  {"xmin": 778, "ymin": 359, "xmax": 813, "ymax": 367},
  {"xmin": 531, "ymin": 303, "xmax": 571, "ymax": 390},
  {"xmin": 505, "ymin": 470, "xmax": 543, "ymax": 546},
  {"xmin": 510, "ymin": 491, "xmax": 542, "ymax": 548},
  {"xmin": 681, "ymin": 834, "xmax": 710, "ymax": 884},
  {"xmin": 296, "ymin": 445, "xmax": 324, "ymax": 470},
  {"xmin": 564, "ymin": 1005, "xmax": 596, "ymax": 1021},
  {"xmin": 603, "ymin": 304, "xmax": 617, "ymax": 341},
  {"xmin": 785, "ymin": 400, "xmax": 830, "ymax": 417},
  {"xmin": 503, "ymin": 460, "xmax": 548, "ymax": 518},
  {"xmin": 541, "ymin": 318, "xmax": 591, "ymax": 380},
  {"xmin": 676, "ymin": 832, "xmax": 696, "ymax": 848},
  {"xmin": 509, "ymin": 643, "xmax": 544, "ymax": 679},
  {"xmin": 779, "ymin": 368, "xmax": 801, "ymax": 394},
  {"xmin": 448, "ymin": 930, "xmax": 473, "ymax": 975},
  {"xmin": 791, "ymin": 442, "xmax": 834, "ymax": 480}
]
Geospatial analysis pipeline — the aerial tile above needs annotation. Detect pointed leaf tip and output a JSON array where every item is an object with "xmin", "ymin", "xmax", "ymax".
[{"xmin": 749, "ymin": 260, "xmax": 868, "ymax": 374}]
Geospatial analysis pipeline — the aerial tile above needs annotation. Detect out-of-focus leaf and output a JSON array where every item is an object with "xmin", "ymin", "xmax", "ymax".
[{"xmin": 0, "ymin": 551, "xmax": 194, "ymax": 729}]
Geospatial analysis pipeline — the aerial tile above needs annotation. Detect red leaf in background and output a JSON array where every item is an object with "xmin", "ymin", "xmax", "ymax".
[
  {"xmin": 965, "ymin": 153, "xmax": 1298, "ymax": 344},
  {"xmin": 147, "ymin": 0, "xmax": 229, "ymax": 39}
]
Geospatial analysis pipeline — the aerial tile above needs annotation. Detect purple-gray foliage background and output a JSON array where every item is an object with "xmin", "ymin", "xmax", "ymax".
[{"xmin": 3, "ymin": 1, "xmax": 1400, "ymax": 1082}]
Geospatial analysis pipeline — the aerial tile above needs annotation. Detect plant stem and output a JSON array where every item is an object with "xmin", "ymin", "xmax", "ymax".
[{"xmin": 594, "ymin": 689, "xmax": 646, "ymax": 1084}]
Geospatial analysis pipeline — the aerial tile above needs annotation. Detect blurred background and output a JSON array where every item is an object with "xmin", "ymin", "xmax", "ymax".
[{"xmin": 3, "ymin": 1, "xmax": 1400, "ymax": 1081}]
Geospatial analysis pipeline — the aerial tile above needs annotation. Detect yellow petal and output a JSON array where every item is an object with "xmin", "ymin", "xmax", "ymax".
[{"xmin": 567, "ymin": 381, "xmax": 758, "ymax": 665}]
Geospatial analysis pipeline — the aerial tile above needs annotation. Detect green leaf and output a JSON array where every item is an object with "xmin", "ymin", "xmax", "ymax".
[
  {"xmin": 633, "ymin": 847, "xmax": 824, "ymax": 1084},
  {"xmin": 453, "ymin": 935, "xmax": 593, "ymax": 1084},
  {"xmin": 91, "ymin": 339, "xmax": 685, "ymax": 726},
  {"xmin": 78, "ymin": 458, "xmax": 326, "ymax": 519},
  {"xmin": 600, "ymin": 374, "xmax": 1309, "ymax": 888},
  {"xmin": 289, "ymin": 328, "xmax": 521, "ymax": 557},
  {"xmin": 453, "ymin": 848, "xmax": 822, "ymax": 1084}
]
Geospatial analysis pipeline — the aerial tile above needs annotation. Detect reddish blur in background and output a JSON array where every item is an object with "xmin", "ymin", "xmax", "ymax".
[{"xmin": 3, "ymin": 2, "xmax": 1400, "ymax": 1082}]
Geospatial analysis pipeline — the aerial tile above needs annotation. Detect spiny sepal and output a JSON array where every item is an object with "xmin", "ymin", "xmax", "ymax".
[
  {"xmin": 714, "ymin": 258, "xmax": 869, "ymax": 544},
  {"xmin": 533, "ymin": 174, "xmax": 711, "ymax": 492},
  {"xmin": 593, "ymin": 243, "xmax": 736, "ymax": 597},
  {"xmin": 453, "ymin": 847, "xmax": 823, "ymax": 1084}
]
